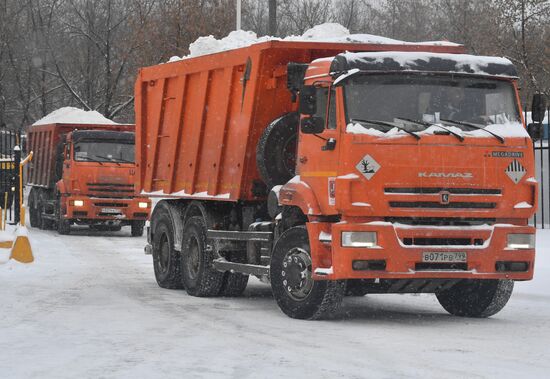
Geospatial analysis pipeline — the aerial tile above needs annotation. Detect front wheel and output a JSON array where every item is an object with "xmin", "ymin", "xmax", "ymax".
[
  {"xmin": 270, "ymin": 226, "xmax": 345, "ymax": 320},
  {"xmin": 131, "ymin": 220, "xmax": 145, "ymax": 237},
  {"xmin": 436, "ymin": 279, "xmax": 514, "ymax": 318}
]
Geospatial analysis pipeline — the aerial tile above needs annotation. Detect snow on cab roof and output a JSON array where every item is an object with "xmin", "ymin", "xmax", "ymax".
[
  {"xmin": 32, "ymin": 107, "xmax": 118, "ymax": 126},
  {"xmin": 330, "ymin": 51, "xmax": 517, "ymax": 77},
  {"xmin": 167, "ymin": 23, "xmax": 460, "ymax": 62}
]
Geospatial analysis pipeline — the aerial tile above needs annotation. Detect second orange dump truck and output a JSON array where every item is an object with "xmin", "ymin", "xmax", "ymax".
[
  {"xmin": 26, "ymin": 123, "xmax": 151, "ymax": 236},
  {"xmin": 136, "ymin": 39, "xmax": 543, "ymax": 319}
]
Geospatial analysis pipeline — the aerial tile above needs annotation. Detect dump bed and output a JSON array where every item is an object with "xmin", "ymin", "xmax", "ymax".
[
  {"xmin": 26, "ymin": 123, "xmax": 134, "ymax": 188},
  {"xmin": 135, "ymin": 40, "xmax": 465, "ymax": 202}
]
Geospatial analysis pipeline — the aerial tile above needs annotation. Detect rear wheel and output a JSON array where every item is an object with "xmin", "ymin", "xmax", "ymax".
[
  {"xmin": 28, "ymin": 188, "xmax": 40, "ymax": 228},
  {"xmin": 220, "ymin": 252, "xmax": 248, "ymax": 297},
  {"xmin": 131, "ymin": 220, "xmax": 145, "ymax": 237},
  {"xmin": 152, "ymin": 208, "xmax": 183, "ymax": 289},
  {"xmin": 38, "ymin": 190, "xmax": 54, "ymax": 230},
  {"xmin": 436, "ymin": 279, "xmax": 514, "ymax": 318},
  {"xmin": 181, "ymin": 216, "xmax": 224, "ymax": 297},
  {"xmin": 345, "ymin": 280, "xmax": 371, "ymax": 297},
  {"xmin": 271, "ymin": 226, "xmax": 345, "ymax": 320}
]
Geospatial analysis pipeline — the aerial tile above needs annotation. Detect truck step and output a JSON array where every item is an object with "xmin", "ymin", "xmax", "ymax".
[
  {"xmin": 212, "ymin": 258, "xmax": 269, "ymax": 276},
  {"xmin": 207, "ymin": 230, "xmax": 272, "ymax": 242}
]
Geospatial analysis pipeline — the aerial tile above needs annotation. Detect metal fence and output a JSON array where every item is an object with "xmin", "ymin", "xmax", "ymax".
[
  {"xmin": 0, "ymin": 128, "xmax": 22, "ymax": 225},
  {"xmin": 527, "ymin": 107, "xmax": 550, "ymax": 228}
]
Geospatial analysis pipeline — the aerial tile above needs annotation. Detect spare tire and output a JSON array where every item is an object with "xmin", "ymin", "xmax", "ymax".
[{"xmin": 256, "ymin": 112, "xmax": 299, "ymax": 189}]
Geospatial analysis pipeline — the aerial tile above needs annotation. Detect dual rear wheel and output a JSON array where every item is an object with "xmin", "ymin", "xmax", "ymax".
[{"xmin": 152, "ymin": 207, "xmax": 249, "ymax": 296}]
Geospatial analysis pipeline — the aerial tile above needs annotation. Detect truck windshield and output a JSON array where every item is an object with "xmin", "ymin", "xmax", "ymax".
[
  {"xmin": 74, "ymin": 141, "xmax": 134, "ymax": 163},
  {"xmin": 344, "ymin": 74, "xmax": 520, "ymax": 132}
]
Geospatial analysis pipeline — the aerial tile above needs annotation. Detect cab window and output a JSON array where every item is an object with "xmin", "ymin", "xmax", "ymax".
[{"xmin": 315, "ymin": 87, "xmax": 337, "ymax": 130}]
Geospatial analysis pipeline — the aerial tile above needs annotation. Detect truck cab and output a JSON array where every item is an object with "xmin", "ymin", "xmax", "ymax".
[{"xmin": 282, "ymin": 52, "xmax": 536, "ymax": 284}]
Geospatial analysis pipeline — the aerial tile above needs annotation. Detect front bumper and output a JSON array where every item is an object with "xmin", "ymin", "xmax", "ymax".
[
  {"xmin": 65, "ymin": 196, "xmax": 151, "ymax": 222},
  {"xmin": 308, "ymin": 221, "xmax": 535, "ymax": 281}
]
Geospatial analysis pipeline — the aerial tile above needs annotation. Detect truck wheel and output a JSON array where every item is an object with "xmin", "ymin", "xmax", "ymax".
[
  {"xmin": 271, "ymin": 226, "xmax": 345, "ymax": 320},
  {"xmin": 219, "ymin": 272, "xmax": 249, "ymax": 297},
  {"xmin": 345, "ymin": 280, "xmax": 371, "ymax": 297},
  {"xmin": 28, "ymin": 188, "xmax": 40, "ymax": 228},
  {"xmin": 38, "ymin": 191, "xmax": 54, "ymax": 230},
  {"xmin": 181, "ymin": 216, "xmax": 224, "ymax": 297},
  {"xmin": 256, "ymin": 113, "xmax": 298, "ymax": 189},
  {"xmin": 436, "ymin": 279, "xmax": 514, "ymax": 318},
  {"xmin": 131, "ymin": 220, "xmax": 145, "ymax": 237},
  {"xmin": 152, "ymin": 209, "xmax": 184, "ymax": 289},
  {"xmin": 57, "ymin": 217, "xmax": 71, "ymax": 235}
]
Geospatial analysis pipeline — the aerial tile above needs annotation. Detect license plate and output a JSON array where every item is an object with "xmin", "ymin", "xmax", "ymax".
[
  {"xmin": 101, "ymin": 207, "xmax": 121, "ymax": 214},
  {"xmin": 422, "ymin": 251, "xmax": 467, "ymax": 263}
]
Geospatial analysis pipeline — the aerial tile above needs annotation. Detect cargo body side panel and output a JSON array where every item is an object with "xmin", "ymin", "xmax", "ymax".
[{"xmin": 136, "ymin": 41, "xmax": 466, "ymax": 201}]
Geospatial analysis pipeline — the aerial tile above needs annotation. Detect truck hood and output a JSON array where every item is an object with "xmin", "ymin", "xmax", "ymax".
[{"xmin": 334, "ymin": 133, "xmax": 537, "ymax": 220}]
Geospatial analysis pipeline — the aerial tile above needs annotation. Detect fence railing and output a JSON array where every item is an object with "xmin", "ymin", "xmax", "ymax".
[
  {"xmin": 526, "ymin": 106, "xmax": 550, "ymax": 229},
  {"xmin": 0, "ymin": 128, "xmax": 22, "ymax": 226}
]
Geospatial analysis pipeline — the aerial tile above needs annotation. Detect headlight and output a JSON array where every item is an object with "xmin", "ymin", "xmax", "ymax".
[
  {"xmin": 507, "ymin": 234, "xmax": 535, "ymax": 249},
  {"xmin": 73, "ymin": 200, "xmax": 84, "ymax": 207},
  {"xmin": 138, "ymin": 202, "xmax": 149, "ymax": 209},
  {"xmin": 342, "ymin": 231, "xmax": 377, "ymax": 248}
]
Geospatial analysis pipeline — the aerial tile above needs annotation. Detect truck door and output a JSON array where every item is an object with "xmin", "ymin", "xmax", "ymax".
[{"xmin": 296, "ymin": 86, "xmax": 340, "ymax": 214}]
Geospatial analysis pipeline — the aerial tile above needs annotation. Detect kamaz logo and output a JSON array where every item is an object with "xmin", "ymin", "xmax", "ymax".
[{"xmin": 418, "ymin": 172, "xmax": 473, "ymax": 179}]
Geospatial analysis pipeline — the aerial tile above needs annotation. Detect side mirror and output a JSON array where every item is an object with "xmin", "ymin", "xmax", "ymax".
[
  {"xmin": 527, "ymin": 123, "xmax": 542, "ymax": 141},
  {"xmin": 299, "ymin": 85, "xmax": 317, "ymax": 115},
  {"xmin": 301, "ymin": 116, "xmax": 324, "ymax": 134},
  {"xmin": 532, "ymin": 93, "xmax": 547, "ymax": 123}
]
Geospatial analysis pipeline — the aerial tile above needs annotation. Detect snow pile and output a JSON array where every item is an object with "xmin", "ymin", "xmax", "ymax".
[
  {"xmin": 341, "ymin": 51, "xmax": 514, "ymax": 77},
  {"xmin": 168, "ymin": 23, "xmax": 459, "ymax": 62},
  {"xmin": 33, "ymin": 107, "xmax": 118, "ymax": 126}
]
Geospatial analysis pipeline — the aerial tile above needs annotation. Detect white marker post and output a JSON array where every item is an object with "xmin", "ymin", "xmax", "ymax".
[{"xmin": 236, "ymin": 0, "xmax": 242, "ymax": 30}]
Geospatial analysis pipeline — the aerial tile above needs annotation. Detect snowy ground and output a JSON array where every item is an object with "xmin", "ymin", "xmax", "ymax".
[{"xmin": 1, "ymin": 226, "xmax": 550, "ymax": 378}]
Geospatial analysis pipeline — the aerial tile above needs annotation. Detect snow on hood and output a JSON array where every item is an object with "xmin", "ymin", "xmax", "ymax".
[
  {"xmin": 167, "ymin": 23, "xmax": 459, "ymax": 62},
  {"xmin": 346, "ymin": 121, "xmax": 529, "ymax": 139},
  {"xmin": 33, "ymin": 107, "xmax": 118, "ymax": 126}
]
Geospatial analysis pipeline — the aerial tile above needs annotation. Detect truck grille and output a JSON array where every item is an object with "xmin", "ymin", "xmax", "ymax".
[
  {"xmin": 402, "ymin": 237, "xmax": 483, "ymax": 246},
  {"xmin": 389, "ymin": 201, "xmax": 496, "ymax": 209},
  {"xmin": 87, "ymin": 183, "xmax": 134, "ymax": 198},
  {"xmin": 387, "ymin": 217, "xmax": 495, "ymax": 226},
  {"xmin": 385, "ymin": 187, "xmax": 501, "ymax": 195}
]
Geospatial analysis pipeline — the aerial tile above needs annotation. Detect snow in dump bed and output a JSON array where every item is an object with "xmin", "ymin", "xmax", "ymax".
[
  {"xmin": 167, "ymin": 23, "xmax": 459, "ymax": 62},
  {"xmin": 32, "ymin": 107, "xmax": 118, "ymax": 126},
  {"xmin": 338, "ymin": 51, "xmax": 515, "ymax": 77},
  {"xmin": 347, "ymin": 120, "xmax": 530, "ymax": 139}
]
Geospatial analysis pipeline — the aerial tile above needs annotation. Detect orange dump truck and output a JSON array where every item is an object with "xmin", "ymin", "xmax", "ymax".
[
  {"xmin": 26, "ymin": 123, "xmax": 151, "ymax": 235},
  {"xmin": 136, "ymin": 40, "xmax": 543, "ymax": 319}
]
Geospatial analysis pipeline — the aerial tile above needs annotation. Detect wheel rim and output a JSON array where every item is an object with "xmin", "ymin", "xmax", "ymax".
[
  {"xmin": 158, "ymin": 233, "xmax": 170, "ymax": 273},
  {"xmin": 187, "ymin": 236, "xmax": 200, "ymax": 279},
  {"xmin": 281, "ymin": 247, "xmax": 313, "ymax": 301}
]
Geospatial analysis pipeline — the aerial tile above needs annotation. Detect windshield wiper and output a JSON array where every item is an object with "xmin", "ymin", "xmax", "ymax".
[
  {"xmin": 94, "ymin": 155, "xmax": 121, "ymax": 165},
  {"xmin": 350, "ymin": 118, "xmax": 421, "ymax": 140},
  {"xmin": 440, "ymin": 118, "xmax": 505, "ymax": 144},
  {"xmin": 395, "ymin": 117, "xmax": 464, "ymax": 142},
  {"xmin": 77, "ymin": 156, "xmax": 103, "ymax": 165}
]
